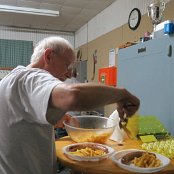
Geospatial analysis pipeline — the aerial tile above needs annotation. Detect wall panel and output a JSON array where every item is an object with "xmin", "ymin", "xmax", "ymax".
[{"xmin": 0, "ymin": 26, "xmax": 74, "ymax": 47}]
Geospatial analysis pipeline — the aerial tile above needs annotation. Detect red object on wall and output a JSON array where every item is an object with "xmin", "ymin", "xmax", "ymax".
[{"xmin": 98, "ymin": 66, "xmax": 117, "ymax": 86}]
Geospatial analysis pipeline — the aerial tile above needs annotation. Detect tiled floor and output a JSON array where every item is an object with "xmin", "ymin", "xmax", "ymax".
[
  {"xmin": 58, "ymin": 167, "xmax": 71, "ymax": 174},
  {"xmin": 57, "ymin": 162, "xmax": 71, "ymax": 174}
]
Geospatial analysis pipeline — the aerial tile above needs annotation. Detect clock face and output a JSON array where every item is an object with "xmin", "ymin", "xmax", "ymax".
[{"xmin": 128, "ymin": 8, "xmax": 141, "ymax": 30}]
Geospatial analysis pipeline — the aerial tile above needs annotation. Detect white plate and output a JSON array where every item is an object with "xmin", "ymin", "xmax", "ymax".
[
  {"xmin": 63, "ymin": 142, "xmax": 115, "ymax": 162},
  {"xmin": 110, "ymin": 149, "xmax": 170, "ymax": 173}
]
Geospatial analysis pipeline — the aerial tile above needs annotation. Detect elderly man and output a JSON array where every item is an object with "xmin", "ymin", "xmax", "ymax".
[{"xmin": 0, "ymin": 36, "xmax": 139, "ymax": 174}]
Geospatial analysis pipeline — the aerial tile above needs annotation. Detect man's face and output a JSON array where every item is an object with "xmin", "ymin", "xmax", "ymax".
[
  {"xmin": 64, "ymin": 68, "xmax": 73, "ymax": 80},
  {"xmin": 48, "ymin": 48, "xmax": 75, "ymax": 81}
]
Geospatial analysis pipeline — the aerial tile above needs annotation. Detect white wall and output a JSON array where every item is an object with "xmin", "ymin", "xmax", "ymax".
[
  {"xmin": 0, "ymin": 26, "xmax": 74, "ymax": 47},
  {"xmin": 75, "ymin": 0, "xmax": 170, "ymax": 48}
]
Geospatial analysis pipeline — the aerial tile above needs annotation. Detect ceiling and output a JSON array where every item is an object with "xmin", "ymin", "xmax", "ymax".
[{"xmin": 0, "ymin": 0, "xmax": 116, "ymax": 33}]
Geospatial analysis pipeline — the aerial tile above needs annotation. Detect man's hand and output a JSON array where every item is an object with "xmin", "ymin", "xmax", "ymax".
[{"xmin": 116, "ymin": 89, "xmax": 140, "ymax": 120}]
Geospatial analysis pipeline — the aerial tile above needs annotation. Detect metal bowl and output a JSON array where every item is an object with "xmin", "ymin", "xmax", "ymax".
[{"xmin": 63, "ymin": 115, "xmax": 116, "ymax": 144}]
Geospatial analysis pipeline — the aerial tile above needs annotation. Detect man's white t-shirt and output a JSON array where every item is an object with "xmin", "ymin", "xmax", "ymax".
[
  {"xmin": 64, "ymin": 77, "xmax": 79, "ymax": 84},
  {"xmin": 0, "ymin": 66, "xmax": 64, "ymax": 174}
]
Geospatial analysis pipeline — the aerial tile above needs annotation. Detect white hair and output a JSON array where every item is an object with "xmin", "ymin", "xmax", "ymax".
[{"xmin": 30, "ymin": 36, "xmax": 74, "ymax": 63}]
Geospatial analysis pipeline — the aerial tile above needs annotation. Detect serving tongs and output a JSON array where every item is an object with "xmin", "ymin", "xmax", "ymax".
[
  {"xmin": 119, "ymin": 114, "xmax": 132, "ymax": 138},
  {"xmin": 119, "ymin": 113, "xmax": 139, "ymax": 139}
]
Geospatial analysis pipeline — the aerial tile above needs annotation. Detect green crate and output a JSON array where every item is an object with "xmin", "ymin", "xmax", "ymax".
[{"xmin": 138, "ymin": 116, "xmax": 168, "ymax": 136}]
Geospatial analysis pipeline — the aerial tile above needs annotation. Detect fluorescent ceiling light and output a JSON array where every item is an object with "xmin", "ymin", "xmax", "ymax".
[{"xmin": 0, "ymin": 5, "xmax": 59, "ymax": 17}]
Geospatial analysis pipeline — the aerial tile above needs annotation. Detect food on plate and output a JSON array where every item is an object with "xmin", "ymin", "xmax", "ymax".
[
  {"xmin": 63, "ymin": 142, "xmax": 115, "ymax": 161},
  {"xmin": 69, "ymin": 143, "xmax": 108, "ymax": 152},
  {"xmin": 121, "ymin": 151, "xmax": 162, "ymax": 168},
  {"xmin": 121, "ymin": 151, "xmax": 144, "ymax": 164},
  {"xmin": 131, "ymin": 152, "xmax": 162, "ymax": 168},
  {"xmin": 68, "ymin": 143, "xmax": 108, "ymax": 157},
  {"xmin": 69, "ymin": 147, "xmax": 106, "ymax": 157},
  {"xmin": 110, "ymin": 149, "xmax": 170, "ymax": 173}
]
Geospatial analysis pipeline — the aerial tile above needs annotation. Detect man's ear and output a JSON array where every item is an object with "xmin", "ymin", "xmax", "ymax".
[{"xmin": 44, "ymin": 48, "xmax": 53, "ymax": 65}]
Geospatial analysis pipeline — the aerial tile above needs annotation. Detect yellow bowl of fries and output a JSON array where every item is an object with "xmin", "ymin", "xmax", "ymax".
[
  {"xmin": 63, "ymin": 142, "xmax": 115, "ymax": 161},
  {"xmin": 63, "ymin": 115, "xmax": 116, "ymax": 144}
]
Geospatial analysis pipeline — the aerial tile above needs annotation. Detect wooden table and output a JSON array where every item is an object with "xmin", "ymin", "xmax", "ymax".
[{"xmin": 55, "ymin": 137, "xmax": 174, "ymax": 174}]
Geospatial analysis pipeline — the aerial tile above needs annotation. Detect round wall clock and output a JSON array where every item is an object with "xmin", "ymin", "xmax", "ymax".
[{"xmin": 128, "ymin": 8, "xmax": 141, "ymax": 30}]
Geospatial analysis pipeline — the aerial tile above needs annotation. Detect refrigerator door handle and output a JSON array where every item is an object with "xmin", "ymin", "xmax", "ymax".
[
  {"xmin": 167, "ymin": 44, "xmax": 172, "ymax": 57},
  {"xmin": 138, "ymin": 47, "xmax": 146, "ymax": 54}
]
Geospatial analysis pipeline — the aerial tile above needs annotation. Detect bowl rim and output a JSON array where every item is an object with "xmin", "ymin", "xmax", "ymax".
[{"xmin": 63, "ymin": 115, "xmax": 117, "ymax": 130}]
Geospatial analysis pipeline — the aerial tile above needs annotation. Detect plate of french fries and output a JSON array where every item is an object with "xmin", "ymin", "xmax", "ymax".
[
  {"xmin": 110, "ymin": 149, "xmax": 170, "ymax": 173},
  {"xmin": 63, "ymin": 142, "xmax": 115, "ymax": 161}
]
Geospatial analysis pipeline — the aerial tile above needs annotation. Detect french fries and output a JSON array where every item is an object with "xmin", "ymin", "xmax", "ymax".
[
  {"xmin": 72, "ymin": 132, "xmax": 111, "ymax": 144},
  {"xmin": 131, "ymin": 152, "xmax": 162, "ymax": 168},
  {"xmin": 69, "ymin": 147, "xmax": 106, "ymax": 157}
]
